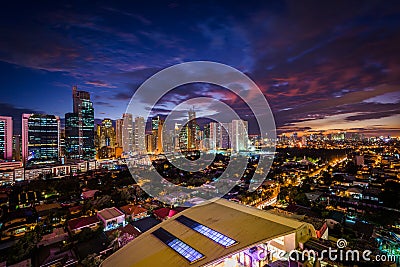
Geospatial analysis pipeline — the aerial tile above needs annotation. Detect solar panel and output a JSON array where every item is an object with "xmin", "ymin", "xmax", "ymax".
[
  {"xmin": 152, "ymin": 228, "xmax": 204, "ymax": 263},
  {"xmin": 176, "ymin": 215, "xmax": 237, "ymax": 248}
]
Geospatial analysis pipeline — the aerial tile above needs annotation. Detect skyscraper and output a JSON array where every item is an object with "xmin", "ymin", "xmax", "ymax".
[
  {"xmin": 65, "ymin": 112, "xmax": 79, "ymax": 159},
  {"xmin": 0, "ymin": 116, "xmax": 13, "ymax": 160},
  {"xmin": 12, "ymin": 135, "xmax": 21, "ymax": 161},
  {"xmin": 187, "ymin": 108, "xmax": 197, "ymax": 150},
  {"xmin": 115, "ymin": 118, "xmax": 123, "ymax": 148},
  {"xmin": 122, "ymin": 113, "xmax": 134, "ymax": 154},
  {"xmin": 156, "ymin": 119, "xmax": 164, "ymax": 154},
  {"xmin": 220, "ymin": 122, "xmax": 232, "ymax": 149},
  {"xmin": 209, "ymin": 122, "xmax": 220, "ymax": 150},
  {"xmin": 22, "ymin": 114, "xmax": 60, "ymax": 166},
  {"xmin": 134, "ymin": 116, "xmax": 145, "ymax": 153},
  {"xmin": 96, "ymin": 118, "xmax": 116, "ymax": 159},
  {"xmin": 151, "ymin": 116, "xmax": 161, "ymax": 153},
  {"xmin": 65, "ymin": 86, "xmax": 95, "ymax": 160},
  {"xmin": 174, "ymin": 123, "xmax": 182, "ymax": 152},
  {"xmin": 231, "ymin": 120, "xmax": 248, "ymax": 153}
]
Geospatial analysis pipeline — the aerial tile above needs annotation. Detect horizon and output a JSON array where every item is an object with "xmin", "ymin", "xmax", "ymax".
[{"xmin": 0, "ymin": 1, "xmax": 400, "ymax": 136}]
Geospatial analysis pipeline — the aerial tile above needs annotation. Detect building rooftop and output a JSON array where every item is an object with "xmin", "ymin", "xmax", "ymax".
[
  {"xmin": 97, "ymin": 207, "xmax": 124, "ymax": 220},
  {"xmin": 131, "ymin": 216, "xmax": 161, "ymax": 233},
  {"xmin": 67, "ymin": 215, "xmax": 99, "ymax": 231},
  {"xmin": 34, "ymin": 203, "xmax": 62, "ymax": 213},
  {"xmin": 102, "ymin": 198, "xmax": 315, "ymax": 267},
  {"xmin": 119, "ymin": 204, "xmax": 147, "ymax": 216}
]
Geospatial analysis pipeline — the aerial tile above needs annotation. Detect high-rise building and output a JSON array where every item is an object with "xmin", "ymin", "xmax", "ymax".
[
  {"xmin": 156, "ymin": 119, "xmax": 164, "ymax": 154},
  {"xmin": 220, "ymin": 122, "xmax": 232, "ymax": 149},
  {"xmin": 151, "ymin": 116, "xmax": 164, "ymax": 153},
  {"xmin": 96, "ymin": 118, "xmax": 116, "ymax": 159},
  {"xmin": 122, "ymin": 113, "xmax": 134, "ymax": 154},
  {"xmin": 115, "ymin": 118, "xmax": 123, "ymax": 148},
  {"xmin": 12, "ymin": 135, "xmax": 21, "ymax": 161},
  {"xmin": 0, "ymin": 116, "xmax": 13, "ymax": 160},
  {"xmin": 145, "ymin": 134, "xmax": 154, "ymax": 153},
  {"xmin": 134, "ymin": 116, "xmax": 145, "ymax": 153},
  {"xmin": 187, "ymin": 108, "xmax": 197, "ymax": 150},
  {"xmin": 174, "ymin": 123, "xmax": 182, "ymax": 152},
  {"xmin": 231, "ymin": 120, "xmax": 248, "ymax": 152},
  {"xmin": 65, "ymin": 86, "xmax": 95, "ymax": 160},
  {"xmin": 209, "ymin": 122, "xmax": 220, "ymax": 150},
  {"xmin": 22, "ymin": 114, "xmax": 60, "ymax": 166},
  {"xmin": 65, "ymin": 112, "xmax": 80, "ymax": 159}
]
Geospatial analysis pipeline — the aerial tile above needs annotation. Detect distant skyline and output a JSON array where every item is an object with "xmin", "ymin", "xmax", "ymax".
[{"xmin": 0, "ymin": 1, "xmax": 400, "ymax": 136}]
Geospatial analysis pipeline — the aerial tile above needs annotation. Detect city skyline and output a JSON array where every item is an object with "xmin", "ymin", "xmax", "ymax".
[{"xmin": 0, "ymin": 1, "xmax": 399, "ymax": 136}]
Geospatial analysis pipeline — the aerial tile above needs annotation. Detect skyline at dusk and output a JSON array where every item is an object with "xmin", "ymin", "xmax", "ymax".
[{"xmin": 1, "ymin": 1, "xmax": 400, "ymax": 136}]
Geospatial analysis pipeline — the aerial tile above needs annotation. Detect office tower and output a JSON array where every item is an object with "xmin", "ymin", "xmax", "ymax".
[
  {"xmin": 231, "ymin": 120, "xmax": 248, "ymax": 152},
  {"xmin": 174, "ymin": 123, "xmax": 182, "ymax": 152},
  {"xmin": 122, "ymin": 113, "xmax": 134, "ymax": 153},
  {"xmin": 151, "ymin": 116, "xmax": 164, "ymax": 153},
  {"xmin": 203, "ymin": 124, "xmax": 210, "ymax": 150},
  {"xmin": 208, "ymin": 122, "xmax": 220, "ymax": 150},
  {"xmin": 59, "ymin": 128, "xmax": 66, "ymax": 157},
  {"xmin": 156, "ymin": 119, "xmax": 164, "ymax": 154},
  {"xmin": 115, "ymin": 118, "xmax": 123, "ymax": 148},
  {"xmin": 12, "ymin": 135, "xmax": 21, "ymax": 161},
  {"xmin": 96, "ymin": 118, "xmax": 116, "ymax": 159},
  {"xmin": 220, "ymin": 122, "xmax": 232, "ymax": 149},
  {"xmin": 134, "ymin": 116, "xmax": 145, "ymax": 153},
  {"xmin": 0, "ymin": 116, "xmax": 13, "ymax": 160},
  {"xmin": 22, "ymin": 114, "xmax": 60, "ymax": 166},
  {"xmin": 187, "ymin": 108, "xmax": 197, "ymax": 150},
  {"xmin": 65, "ymin": 86, "xmax": 95, "ymax": 160},
  {"xmin": 65, "ymin": 112, "xmax": 80, "ymax": 159},
  {"xmin": 145, "ymin": 134, "xmax": 154, "ymax": 153},
  {"xmin": 178, "ymin": 125, "xmax": 188, "ymax": 151}
]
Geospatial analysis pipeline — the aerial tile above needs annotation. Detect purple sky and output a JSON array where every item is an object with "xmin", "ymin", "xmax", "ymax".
[{"xmin": 0, "ymin": 1, "xmax": 399, "ymax": 136}]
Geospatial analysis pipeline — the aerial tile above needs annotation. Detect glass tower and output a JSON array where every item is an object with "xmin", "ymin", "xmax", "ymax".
[
  {"xmin": 65, "ymin": 86, "xmax": 95, "ymax": 159},
  {"xmin": 22, "ymin": 114, "xmax": 60, "ymax": 166}
]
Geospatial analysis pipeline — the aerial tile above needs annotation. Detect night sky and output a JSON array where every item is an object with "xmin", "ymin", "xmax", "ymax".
[{"xmin": 0, "ymin": 1, "xmax": 400, "ymax": 136}]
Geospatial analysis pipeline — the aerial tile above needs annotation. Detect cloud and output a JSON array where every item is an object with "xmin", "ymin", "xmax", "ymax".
[{"xmin": 85, "ymin": 80, "xmax": 116, "ymax": 88}]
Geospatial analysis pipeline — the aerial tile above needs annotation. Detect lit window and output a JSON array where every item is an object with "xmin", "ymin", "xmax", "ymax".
[
  {"xmin": 176, "ymin": 215, "xmax": 237, "ymax": 248},
  {"xmin": 152, "ymin": 228, "xmax": 204, "ymax": 263}
]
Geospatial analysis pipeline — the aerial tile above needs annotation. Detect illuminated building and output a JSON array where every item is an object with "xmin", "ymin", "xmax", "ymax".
[
  {"xmin": 65, "ymin": 86, "xmax": 95, "ymax": 160},
  {"xmin": 208, "ymin": 122, "xmax": 220, "ymax": 150},
  {"xmin": 145, "ymin": 134, "xmax": 154, "ymax": 153},
  {"xmin": 174, "ymin": 123, "xmax": 182, "ymax": 152},
  {"xmin": 101, "ymin": 198, "xmax": 316, "ymax": 267},
  {"xmin": 115, "ymin": 118, "xmax": 123, "ymax": 147},
  {"xmin": 122, "ymin": 113, "xmax": 134, "ymax": 154},
  {"xmin": 22, "ymin": 113, "xmax": 60, "ymax": 166},
  {"xmin": 187, "ymin": 108, "xmax": 197, "ymax": 150},
  {"xmin": 96, "ymin": 118, "xmax": 116, "ymax": 159},
  {"xmin": 97, "ymin": 207, "xmax": 126, "ymax": 231},
  {"xmin": 65, "ymin": 112, "xmax": 79, "ymax": 159},
  {"xmin": 156, "ymin": 119, "xmax": 164, "ymax": 154},
  {"xmin": 0, "ymin": 116, "xmax": 13, "ymax": 160},
  {"xmin": 134, "ymin": 116, "xmax": 146, "ymax": 153},
  {"xmin": 231, "ymin": 120, "xmax": 248, "ymax": 152},
  {"xmin": 151, "ymin": 116, "xmax": 164, "ymax": 153},
  {"xmin": 219, "ymin": 123, "xmax": 231, "ymax": 149}
]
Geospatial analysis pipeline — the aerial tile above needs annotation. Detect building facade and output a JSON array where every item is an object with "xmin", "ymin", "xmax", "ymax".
[
  {"xmin": 65, "ymin": 86, "xmax": 95, "ymax": 160},
  {"xmin": 22, "ymin": 114, "xmax": 60, "ymax": 166},
  {"xmin": 0, "ymin": 116, "xmax": 13, "ymax": 160}
]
